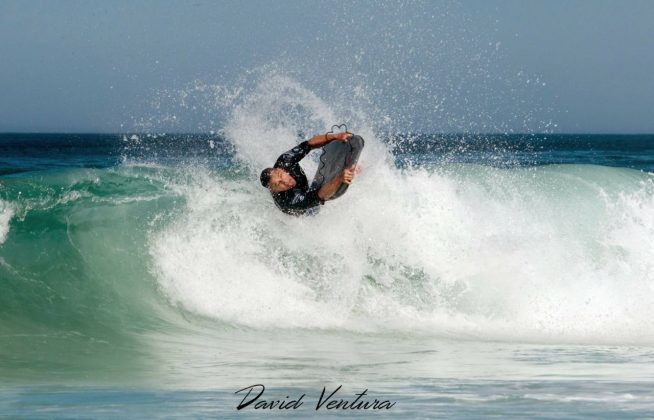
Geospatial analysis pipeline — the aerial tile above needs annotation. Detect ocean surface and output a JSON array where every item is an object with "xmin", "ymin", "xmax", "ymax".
[{"xmin": 1, "ymin": 131, "xmax": 654, "ymax": 418}]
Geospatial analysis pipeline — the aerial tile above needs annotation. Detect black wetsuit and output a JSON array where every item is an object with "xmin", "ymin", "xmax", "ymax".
[{"xmin": 271, "ymin": 141, "xmax": 323, "ymax": 216}]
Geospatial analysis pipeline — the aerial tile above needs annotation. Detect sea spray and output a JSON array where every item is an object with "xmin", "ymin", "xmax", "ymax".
[{"xmin": 146, "ymin": 77, "xmax": 654, "ymax": 345}]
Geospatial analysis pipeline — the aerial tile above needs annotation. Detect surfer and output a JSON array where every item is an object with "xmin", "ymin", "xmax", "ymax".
[{"xmin": 260, "ymin": 132, "xmax": 356, "ymax": 216}]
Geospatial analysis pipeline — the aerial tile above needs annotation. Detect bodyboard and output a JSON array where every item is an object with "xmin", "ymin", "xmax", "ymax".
[{"xmin": 310, "ymin": 134, "xmax": 365, "ymax": 200}]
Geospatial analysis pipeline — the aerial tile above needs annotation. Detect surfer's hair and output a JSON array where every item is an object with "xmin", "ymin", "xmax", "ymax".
[{"xmin": 260, "ymin": 168, "xmax": 273, "ymax": 188}]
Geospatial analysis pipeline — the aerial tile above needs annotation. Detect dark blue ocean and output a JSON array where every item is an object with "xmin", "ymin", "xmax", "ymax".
[
  {"xmin": 2, "ymin": 133, "xmax": 654, "ymax": 173},
  {"xmin": 1, "ymin": 132, "xmax": 654, "ymax": 418}
]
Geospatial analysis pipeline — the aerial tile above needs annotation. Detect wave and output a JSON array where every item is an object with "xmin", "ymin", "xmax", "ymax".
[
  {"xmin": 2, "ymin": 152, "xmax": 653, "ymax": 347},
  {"xmin": 150, "ymin": 161, "xmax": 654, "ymax": 344},
  {"xmin": 2, "ymin": 77, "xmax": 654, "ymax": 348},
  {"xmin": 0, "ymin": 166, "xmax": 182, "ymax": 339}
]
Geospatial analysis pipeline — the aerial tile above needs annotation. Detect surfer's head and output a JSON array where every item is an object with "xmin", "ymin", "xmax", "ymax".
[{"xmin": 260, "ymin": 167, "xmax": 296, "ymax": 193}]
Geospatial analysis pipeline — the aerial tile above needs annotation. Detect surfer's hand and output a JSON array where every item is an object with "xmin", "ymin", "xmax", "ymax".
[
  {"xmin": 342, "ymin": 167, "xmax": 355, "ymax": 184},
  {"xmin": 330, "ymin": 132, "xmax": 352, "ymax": 142}
]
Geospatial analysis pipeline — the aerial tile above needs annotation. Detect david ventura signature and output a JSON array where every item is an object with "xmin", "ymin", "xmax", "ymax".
[{"xmin": 235, "ymin": 384, "xmax": 396, "ymax": 411}]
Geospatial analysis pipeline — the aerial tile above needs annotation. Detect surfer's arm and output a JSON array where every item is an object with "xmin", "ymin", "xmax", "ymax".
[
  {"xmin": 317, "ymin": 167, "xmax": 355, "ymax": 201},
  {"xmin": 274, "ymin": 141, "xmax": 312, "ymax": 169},
  {"xmin": 307, "ymin": 132, "xmax": 352, "ymax": 149},
  {"xmin": 274, "ymin": 132, "xmax": 351, "ymax": 170}
]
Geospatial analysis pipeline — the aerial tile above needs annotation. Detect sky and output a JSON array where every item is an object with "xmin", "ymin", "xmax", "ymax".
[{"xmin": 0, "ymin": 0, "xmax": 652, "ymax": 133}]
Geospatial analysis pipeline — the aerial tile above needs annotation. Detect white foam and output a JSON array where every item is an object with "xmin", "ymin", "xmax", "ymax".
[
  {"xmin": 149, "ymin": 76, "xmax": 654, "ymax": 345},
  {"xmin": 0, "ymin": 200, "xmax": 14, "ymax": 245}
]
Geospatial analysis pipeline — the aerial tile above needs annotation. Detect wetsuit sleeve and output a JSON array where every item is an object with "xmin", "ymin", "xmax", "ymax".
[{"xmin": 273, "ymin": 141, "xmax": 311, "ymax": 170}]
